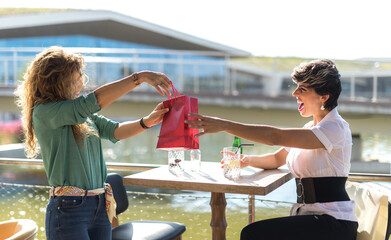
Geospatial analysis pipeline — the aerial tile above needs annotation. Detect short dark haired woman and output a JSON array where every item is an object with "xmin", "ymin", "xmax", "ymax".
[{"xmin": 186, "ymin": 59, "xmax": 358, "ymax": 240}]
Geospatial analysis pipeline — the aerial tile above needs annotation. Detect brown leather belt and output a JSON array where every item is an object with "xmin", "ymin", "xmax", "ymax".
[{"xmin": 295, "ymin": 177, "xmax": 350, "ymax": 204}]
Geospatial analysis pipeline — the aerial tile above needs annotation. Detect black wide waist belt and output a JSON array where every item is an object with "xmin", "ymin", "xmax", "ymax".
[{"xmin": 295, "ymin": 177, "xmax": 350, "ymax": 204}]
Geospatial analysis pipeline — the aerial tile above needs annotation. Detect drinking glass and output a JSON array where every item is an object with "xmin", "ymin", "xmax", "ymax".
[
  {"xmin": 190, "ymin": 149, "xmax": 201, "ymax": 173},
  {"xmin": 222, "ymin": 147, "xmax": 241, "ymax": 180},
  {"xmin": 168, "ymin": 150, "xmax": 184, "ymax": 176}
]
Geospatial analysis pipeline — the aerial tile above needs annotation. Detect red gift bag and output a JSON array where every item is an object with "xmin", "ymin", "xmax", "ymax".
[{"xmin": 156, "ymin": 84, "xmax": 199, "ymax": 150}]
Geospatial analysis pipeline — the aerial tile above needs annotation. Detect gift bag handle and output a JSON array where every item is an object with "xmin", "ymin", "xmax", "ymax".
[{"xmin": 168, "ymin": 82, "xmax": 181, "ymax": 100}]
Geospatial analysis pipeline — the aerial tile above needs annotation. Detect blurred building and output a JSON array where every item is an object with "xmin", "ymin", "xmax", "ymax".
[
  {"xmin": 1, "ymin": 9, "xmax": 391, "ymax": 114},
  {"xmin": 0, "ymin": 10, "xmax": 251, "ymax": 89}
]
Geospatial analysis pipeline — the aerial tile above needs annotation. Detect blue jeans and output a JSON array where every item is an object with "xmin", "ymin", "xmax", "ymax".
[{"xmin": 45, "ymin": 193, "xmax": 112, "ymax": 240}]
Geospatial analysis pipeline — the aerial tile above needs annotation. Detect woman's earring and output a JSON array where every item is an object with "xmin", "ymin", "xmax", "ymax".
[{"xmin": 320, "ymin": 105, "xmax": 325, "ymax": 111}]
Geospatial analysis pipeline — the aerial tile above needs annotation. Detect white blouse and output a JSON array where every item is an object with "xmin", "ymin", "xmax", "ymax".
[{"xmin": 285, "ymin": 108, "xmax": 357, "ymax": 222}]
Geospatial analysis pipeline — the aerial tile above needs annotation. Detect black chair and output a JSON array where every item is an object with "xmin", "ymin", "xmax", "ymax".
[{"xmin": 106, "ymin": 173, "xmax": 186, "ymax": 240}]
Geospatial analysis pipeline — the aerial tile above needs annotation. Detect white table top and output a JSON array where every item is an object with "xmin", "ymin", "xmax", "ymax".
[{"xmin": 124, "ymin": 162, "xmax": 292, "ymax": 196}]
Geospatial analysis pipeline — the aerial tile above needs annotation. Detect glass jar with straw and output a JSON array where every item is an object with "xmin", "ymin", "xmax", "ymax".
[{"xmin": 222, "ymin": 144, "xmax": 254, "ymax": 180}]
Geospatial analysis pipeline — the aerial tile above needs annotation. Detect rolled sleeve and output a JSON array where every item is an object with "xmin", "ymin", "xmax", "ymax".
[
  {"xmin": 311, "ymin": 127, "xmax": 333, "ymax": 153},
  {"xmin": 70, "ymin": 93, "xmax": 102, "ymax": 126},
  {"xmin": 80, "ymin": 92, "xmax": 101, "ymax": 115},
  {"xmin": 105, "ymin": 121, "xmax": 119, "ymax": 143},
  {"xmin": 90, "ymin": 114, "xmax": 119, "ymax": 143}
]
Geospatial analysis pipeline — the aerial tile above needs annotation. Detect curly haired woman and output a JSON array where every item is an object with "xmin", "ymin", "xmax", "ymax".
[{"xmin": 15, "ymin": 46, "xmax": 172, "ymax": 240}]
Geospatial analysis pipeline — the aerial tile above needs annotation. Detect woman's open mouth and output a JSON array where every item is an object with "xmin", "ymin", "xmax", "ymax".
[{"xmin": 298, "ymin": 103, "xmax": 305, "ymax": 111}]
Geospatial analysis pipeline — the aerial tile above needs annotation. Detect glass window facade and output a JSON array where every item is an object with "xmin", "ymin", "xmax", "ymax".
[
  {"xmin": 0, "ymin": 35, "xmax": 154, "ymax": 49},
  {"xmin": 0, "ymin": 35, "xmax": 226, "ymax": 91},
  {"xmin": 377, "ymin": 77, "xmax": 391, "ymax": 102}
]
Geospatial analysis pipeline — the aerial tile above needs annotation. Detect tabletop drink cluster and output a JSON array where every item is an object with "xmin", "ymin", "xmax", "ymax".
[
  {"xmin": 167, "ymin": 137, "xmax": 251, "ymax": 180},
  {"xmin": 168, "ymin": 149, "xmax": 201, "ymax": 176}
]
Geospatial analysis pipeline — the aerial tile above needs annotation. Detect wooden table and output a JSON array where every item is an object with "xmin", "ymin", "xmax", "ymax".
[{"xmin": 123, "ymin": 162, "xmax": 292, "ymax": 240}]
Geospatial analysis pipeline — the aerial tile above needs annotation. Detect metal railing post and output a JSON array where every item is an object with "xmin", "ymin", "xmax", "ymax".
[
  {"xmin": 13, "ymin": 51, "xmax": 18, "ymax": 84},
  {"xmin": 224, "ymin": 55, "xmax": 230, "ymax": 95},
  {"xmin": 123, "ymin": 62, "xmax": 129, "ymax": 77},
  {"xmin": 231, "ymin": 69, "xmax": 237, "ymax": 95},
  {"xmin": 194, "ymin": 64, "xmax": 199, "ymax": 94},
  {"xmin": 178, "ymin": 54, "xmax": 184, "ymax": 91},
  {"xmin": 372, "ymin": 75, "xmax": 378, "ymax": 102},
  {"xmin": 350, "ymin": 75, "xmax": 355, "ymax": 101},
  {"xmin": 91, "ymin": 54, "xmax": 97, "ymax": 86},
  {"xmin": 134, "ymin": 53, "xmax": 139, "ymax": 72},
  {"xmin": 4, "ymin": 61, "xmax": 8, "ymax": 85}
]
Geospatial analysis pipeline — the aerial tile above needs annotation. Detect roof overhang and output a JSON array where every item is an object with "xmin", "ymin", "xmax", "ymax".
[{"xmin": 0, "ymin": 10, "xmax": 251, "ymax": 57}]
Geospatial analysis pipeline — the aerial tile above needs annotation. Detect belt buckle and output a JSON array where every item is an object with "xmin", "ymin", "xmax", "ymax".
[{"xmin": 296, "ymin": 179, "xmax": 305, "ymax": 204}]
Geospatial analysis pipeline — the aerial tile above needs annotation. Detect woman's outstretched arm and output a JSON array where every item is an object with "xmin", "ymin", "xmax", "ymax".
[
  {"xmin": 186, "ymin": 113, "xmax": 325, "ymax": 150},
  {"xmin": 94, "ymin": 71, "xmax": 172, "ymax": 109}
]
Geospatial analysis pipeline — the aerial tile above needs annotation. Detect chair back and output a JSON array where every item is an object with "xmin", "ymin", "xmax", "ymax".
[
  {"xmin": 0, "ymin": 219, "xmax": 38, "ymax": 240},
  {"xmin": 346, "ymin": 181, "xmax": 389, "ymax": 240},
  {"xmin": 106, "ymin": 173, "xmax": 129, "ymax": 215}
]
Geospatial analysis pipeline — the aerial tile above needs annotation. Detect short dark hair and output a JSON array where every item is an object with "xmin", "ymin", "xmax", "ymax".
[{"xmin": 291, "ymin": 59, "xmax": 341, "ymax": 111}]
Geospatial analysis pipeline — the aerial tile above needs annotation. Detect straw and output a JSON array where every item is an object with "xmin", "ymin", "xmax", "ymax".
[{"xmin": 234, "ymin": 144, "xmax": 255, "ymax": 154}]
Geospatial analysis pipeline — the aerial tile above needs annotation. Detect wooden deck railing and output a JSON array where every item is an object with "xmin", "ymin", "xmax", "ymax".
[
  {"xmin": 0, "ymin": 157, "xmax": 160, "ymax": 171},
  {"xmin": 2, "ymin": 157, "xmax": 390, "ymax": 226},
  {"xmin": 1, "ymin": 157, "xmax": 391, "ymax": 182}
]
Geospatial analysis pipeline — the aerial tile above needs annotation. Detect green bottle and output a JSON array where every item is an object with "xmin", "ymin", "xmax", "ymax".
[{"xmin": 233, "ymin": 136, "xmax": 242, "ymax": 154}]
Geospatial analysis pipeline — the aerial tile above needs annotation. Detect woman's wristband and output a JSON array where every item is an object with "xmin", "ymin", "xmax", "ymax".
[{"xmin": 139, "ymin": 118, "xmax": 150, "ymax": 129}]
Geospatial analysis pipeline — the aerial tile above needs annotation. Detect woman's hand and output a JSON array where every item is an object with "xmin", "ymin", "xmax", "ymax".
[
  {"xmin": 143, "ymin": 102, "xmax": 169, "ymax": 128},
  {"xmin": 138, "ymin": 71, "xmax": 172, "ymax": 96},
  {"xmin": 220, "ymin": 151, "xmax": 249, "ymax": 168},
  {"xmin": 185, "ymin": 113, "xmax": 227, "ymax": 137},
  {"xmin": 240, "ymin": 155, "xmax": 251, "ymax": 168},
  {"xmin": 113, "ymin": 102, "xmax": 168, "ymax": 140}
]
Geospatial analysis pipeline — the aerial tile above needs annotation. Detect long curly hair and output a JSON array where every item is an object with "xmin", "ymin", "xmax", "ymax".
[{"xmin": 15, "ymin": 46, "xmax": 93, "ymax": 158}]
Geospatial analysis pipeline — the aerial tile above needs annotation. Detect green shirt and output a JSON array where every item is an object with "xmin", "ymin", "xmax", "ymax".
[{"xmin": 33, "ymin": 92, "xmax": 119, "ymax": 190}]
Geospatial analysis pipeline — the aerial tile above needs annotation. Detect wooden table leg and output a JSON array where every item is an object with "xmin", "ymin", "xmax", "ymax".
[
  {"xmin": 248, "ymin": 194, "xmax": 255, "ymax": 223},
  {"xmin": 210, "ymin": 192, "xmax": 227, "ymax": 240}
]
